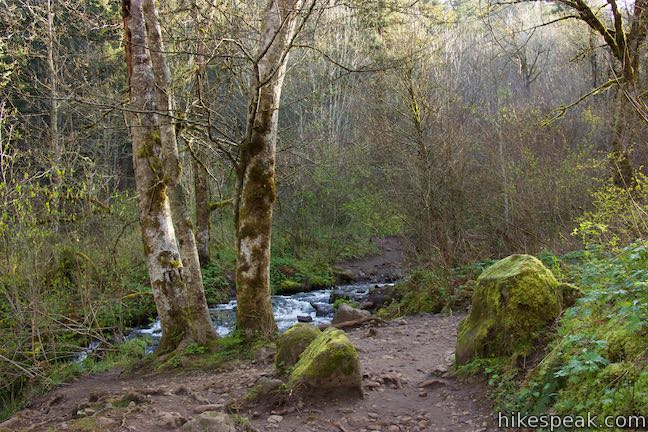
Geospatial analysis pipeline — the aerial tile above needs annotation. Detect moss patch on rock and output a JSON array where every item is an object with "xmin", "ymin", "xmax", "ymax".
[
  {"xmin": 456, "ymin": 254, "xmax": 562, "ymax": 365},
  {"xmin": 275, "ymin": 323, "xmax": 321, "ymax": 370},
  {"xmin": 288, "ymin": 328, "xmax": 361, "ymax": 395}
]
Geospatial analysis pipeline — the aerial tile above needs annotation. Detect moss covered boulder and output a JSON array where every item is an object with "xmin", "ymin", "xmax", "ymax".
[
  {"xmin": 275, "ymin": 323, "xmax": 321, "ymax": 370},
  {"xmin": 456, "ymin": 254, "xmax": 561, "ymax": 365},
  {"xmin": 288, "ymin": 328, "xmax": 362, "ymax": 395}
]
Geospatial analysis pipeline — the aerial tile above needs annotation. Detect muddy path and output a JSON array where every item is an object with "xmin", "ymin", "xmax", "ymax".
[{"xmin": 1, "ymin": 314, "xmax": 498, "ymax": 432}]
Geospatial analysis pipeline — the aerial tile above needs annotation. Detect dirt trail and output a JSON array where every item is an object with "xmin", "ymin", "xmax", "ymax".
[
  {"xmin": 335, "ymin": 237, "xmax": 408, "ymax": 282},
  {"xmin": 2, "ymin": 314, "xmax": 498, "ymax": 432}
]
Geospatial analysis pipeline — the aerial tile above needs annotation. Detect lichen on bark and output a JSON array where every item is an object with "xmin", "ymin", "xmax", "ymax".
[{"xmin": 234, "ymin": 0, "xmax": 307, "ymax": 337}]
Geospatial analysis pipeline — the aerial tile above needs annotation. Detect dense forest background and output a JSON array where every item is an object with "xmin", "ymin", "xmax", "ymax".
[{"xmin": 1, "ymin": 0, "xmax": 647, "ymax": 421}]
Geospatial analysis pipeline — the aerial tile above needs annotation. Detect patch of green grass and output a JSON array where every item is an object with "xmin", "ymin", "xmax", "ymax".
[
  {"xmin": 456, "ymin": 356, "xmax": 518, "ymax": 410},
  {"xmin": 333, "ymin": 298, "xmax": 360, "ymax": 310},
  {"xmin": 155, "ymin": 332, "xmax": 274, "ymax": 371},
  {"xmin": 230, "ymin": 413, "xmax": 256, "ymax": 430},
  {"xmin": 184, "ymin": 343, "xmax": 209, "ymax": 356}
]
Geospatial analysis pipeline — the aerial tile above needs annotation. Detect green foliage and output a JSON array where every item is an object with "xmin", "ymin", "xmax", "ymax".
[
  {"xmin": 378, "ymin": 263, "xmax": 485, "ymax": 318},
  {"xmin": 270, "ymin": 255, "xmax": 335, "ymax": 294},
  {"xmin": 275, "ymin": 155, "xmax": 404, "ymax": 262},
  {"xmin": 333, "ymin": 298, "xmax": 360, "ymax": 310},
  {"xmin": 0, "ymin": 336, "xmax": 150, "ymax": 422},
  {"xmin": 474, "ymin": 242, "xmax": 648, "ymax": 422},
  {"xmin": 201, "ymin": 263, "xmax": 231, "ymax": 305},
  {"xmin": 230, "ymin": 414, "xmax": 252, "ymax": 428},
  {"xmin": 184, "ymin": 343, "xmax": 209, "ymax": 356},
  {"xmin": 155, "ymin": 332, "xmax": 272, "ymax": 372},
  {"xmin": 456, "ymin": 357, "xmax": 518, "ymax": 410},
  {"xmin": 573, "ymin": 174, "xmax": 648, "ymax": 249}
]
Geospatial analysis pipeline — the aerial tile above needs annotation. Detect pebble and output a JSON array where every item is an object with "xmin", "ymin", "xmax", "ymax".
[
  {"xmin": 267, "ymin": 415, "xmax": 283, "ymax": 423},
  {"xmin": 158, "ymin": 411, "xmax": 187, "ymax": 428},
  {"xmin": 96, "ymin": 417, "xmax": 117, "ymax": 427},
  {"xmin": 193, "ymin": 404, "xmax": 224, "ymax": 414}
]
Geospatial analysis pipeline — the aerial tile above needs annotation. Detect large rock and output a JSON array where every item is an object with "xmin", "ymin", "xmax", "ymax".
[
  {"xmin": 456, "ymin": 254, "xmax": 562, "ymax": 365},
  {"xmin": 332, "ymin": 303, "xmax": 370, "ymax": 325},
  {"xmin": 181, "ymin": 412, "xmax": 235, "ymax": 432},
  {"xmin": 310, "ymin": 302, "xmax": 333, "ymax": 317},
  {"xmin": 289, "ymin": 328, "xmax": 362, "ymax": 395},
  {"xmin": 275, "ymin": 323, "xmax": 321, "ymax": 370}
]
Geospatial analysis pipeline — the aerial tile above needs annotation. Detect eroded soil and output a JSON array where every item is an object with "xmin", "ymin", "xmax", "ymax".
[{"xmin": 1, "ymin": 314, "xmax": 499, "ymax": 432}]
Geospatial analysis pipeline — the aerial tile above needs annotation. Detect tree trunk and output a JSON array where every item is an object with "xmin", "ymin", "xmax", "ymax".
[
  {"xmin": 194, "ymin": 155, "xmax": 211, "ymax": 266},
  {"xmin": 123, "ymin": 0, "xmax": 215, "ymax": 353},
  {"xmin": 142, "ymin": 0, "xmax": 217, "ymax": 343},
  {"xmin": 193, "ymin": 11, "xmax": 211, "ymax": 267},
  {"xmin": 610, "ymin": 85, "xmax": 636, "ymax": 187},
  {"xmin": 609, "ymin": 0, "xmax": 648, "ymax": 187},
  {"xmin": 234, "ymin": 0, "xmax": 305, "ymax": 336},
  {"xmin": 45, "ymin": 0, "xmax": 61, "ymax": 224}
]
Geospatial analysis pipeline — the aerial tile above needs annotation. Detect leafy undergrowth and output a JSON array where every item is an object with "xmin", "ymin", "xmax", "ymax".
[
  {"xmin": 459, "ymin": 242, "xmax": 648, "ymax": 431},
  {"xmin": 377, "ymin": 260, "xmax": 495, "ymax": 318},
  {"xmin": 270, "ymin": 255, "xmax": 335, "ymax": 295}
]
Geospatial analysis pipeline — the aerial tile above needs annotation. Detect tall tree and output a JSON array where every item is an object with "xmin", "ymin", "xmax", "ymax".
[
  {"xmin": 234, "ymin": 0, "xmax": 313, "ymax": 335},
  {"xmin": 192, "ymin": 3, "xmax": 214, "ymax": 267},
  {"xmin": 122, "ymin": 0, "xmax": 216, "ymax": 353},
  {"xmin": 142, "ymin": 0, "xmax": 217, "ymax": 344},
  {"xmin": 520, "ymin": 0, "xmax": 648, "ymax": 185}
]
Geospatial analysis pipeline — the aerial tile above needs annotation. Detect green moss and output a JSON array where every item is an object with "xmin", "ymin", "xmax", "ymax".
[
  {"xmin": 276, "ymin": 279, "xmax": 305, "ymax": 295},
  {"xmin": 275, "ymin": 323, "xmax": 321, "ymax": 370},
  {"xmin": 333, "ymin": 298, "xmax": 359, "ymax": 310},
  {"xmin": 288, "ymin": 328, "xmax": 361, "ymax": 393},
  {"xmin": 498, "ymin": 243, "xmax": 648, "ymax": 420},
  {"xmin": 377, "ymin": 266, "xmax": 479, "ymax": 319},
  {"xmin": 456, "ymin": 254, "xmax": 561, "ymax": 364}
]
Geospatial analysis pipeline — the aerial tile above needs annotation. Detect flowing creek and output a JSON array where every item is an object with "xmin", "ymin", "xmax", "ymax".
[{"xmin": 77, "ymin": 283, "xmax": 393, "ymax": 360}]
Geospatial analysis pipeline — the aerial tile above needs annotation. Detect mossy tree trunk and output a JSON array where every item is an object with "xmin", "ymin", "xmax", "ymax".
[
  {"xmin": 234, "ymin": 0, "xmax": 310, "ymax": 336},
  {"xmin": 192, "ymin": 12, "xmax": 212, "ymax": 268},
  {"xmin": 122, "ymin": 0, "xmax": 215, "ymax": 353},
  {"xmin": 194, "ymin": 156, "xmax": 211, "ymax": 267},
  {"xmin": 142, "ymin": 0, "xmax": 217, "ymax": 343}
]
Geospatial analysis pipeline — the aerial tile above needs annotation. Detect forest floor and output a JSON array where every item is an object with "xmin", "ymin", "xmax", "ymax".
[{"xmin": 1, "ymin": 313, "xmax": 499, "ymax": 432}]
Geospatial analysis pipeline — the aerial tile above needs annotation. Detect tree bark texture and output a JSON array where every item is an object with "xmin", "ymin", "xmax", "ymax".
[
  {"xmin": 142, "ymin": 0, "xmax": 217, "ymax": 343},
  {"xmin": 234, "ymin": 0, "xmax": 305, "ymax": 336}
]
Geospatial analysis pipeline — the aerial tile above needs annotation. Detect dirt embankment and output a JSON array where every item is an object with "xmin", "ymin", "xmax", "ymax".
[{"xmin": 335, "ymin": 237, "xmax": 409, "ymax": 283}]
